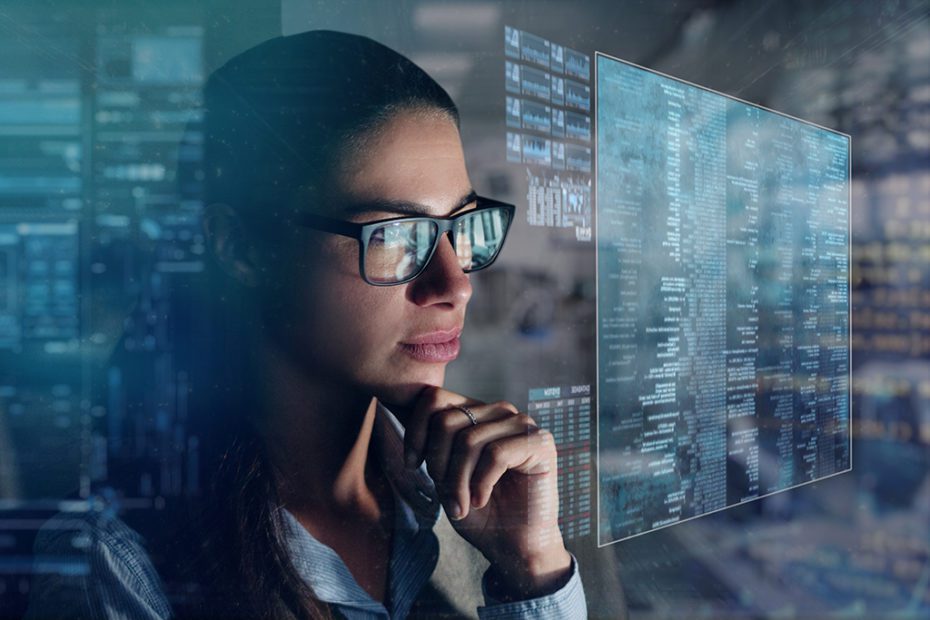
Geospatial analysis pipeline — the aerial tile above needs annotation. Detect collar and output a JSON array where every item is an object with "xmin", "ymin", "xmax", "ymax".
[{"xmin": 370, "ymin": 399, "xmax": 441, "ymax": 530}]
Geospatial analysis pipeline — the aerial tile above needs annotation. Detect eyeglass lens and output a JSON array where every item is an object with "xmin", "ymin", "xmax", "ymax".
[{"xmin": 364, "ymin": 207, "xmax": 511, "ymax": 284}]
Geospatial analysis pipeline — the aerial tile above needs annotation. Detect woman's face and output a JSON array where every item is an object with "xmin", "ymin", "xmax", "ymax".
[{"xmin": 260, "ymin": 110, "xmax": 476, "ymax": 407}]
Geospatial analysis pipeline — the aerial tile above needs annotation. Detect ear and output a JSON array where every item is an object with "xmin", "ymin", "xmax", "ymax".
[{"xmin": 202, "ymin": 203, "xmax": 262, "ymax": 288}]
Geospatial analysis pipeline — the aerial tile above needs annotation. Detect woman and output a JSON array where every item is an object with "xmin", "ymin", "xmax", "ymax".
[{"xmin": 27, "ymin": 30, "xmax": 586, "ymax": 619}]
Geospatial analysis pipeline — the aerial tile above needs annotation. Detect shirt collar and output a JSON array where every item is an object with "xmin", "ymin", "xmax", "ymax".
[
  {"xmin": 370, "ymin": 399, "xmax": 441, "ymax": 530},
  {"xmin": 281, "ymin": 508, "xmax": 386, "ymax": 610}
]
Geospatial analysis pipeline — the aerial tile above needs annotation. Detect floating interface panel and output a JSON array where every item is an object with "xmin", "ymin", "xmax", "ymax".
[{"xmin": 595, "ymin": 52, "xmax": 851, "ymax": 545}]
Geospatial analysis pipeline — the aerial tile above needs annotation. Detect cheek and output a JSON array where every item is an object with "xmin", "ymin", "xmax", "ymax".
[
  {"xmin": 261, "ymin": 237, "xmax": 410, "ymax": 381},
  {"xmin": 291, "ymin": 270, "xmax": 406, "ymax": 369}
]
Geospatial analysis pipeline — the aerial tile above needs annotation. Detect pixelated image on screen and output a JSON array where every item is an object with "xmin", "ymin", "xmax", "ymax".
[{"xmin": 595, "ymin": 52, "xmax": 851, "ymax": 545}]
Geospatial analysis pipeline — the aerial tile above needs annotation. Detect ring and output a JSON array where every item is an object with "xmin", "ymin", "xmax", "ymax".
[{"xmin": 452, "ymin": 404, "xmax": 478, "ymax": 426}]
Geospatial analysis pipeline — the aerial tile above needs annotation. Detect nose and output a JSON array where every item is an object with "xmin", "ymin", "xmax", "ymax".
[{"xmin": 407, "ymin": 231, "xmax": 473, "ymax": 307}]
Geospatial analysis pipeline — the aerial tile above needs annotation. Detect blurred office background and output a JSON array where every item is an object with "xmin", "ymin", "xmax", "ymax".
[{"xmin": 0, "ymin": 0, "xmax": 926, "ymax": 618}]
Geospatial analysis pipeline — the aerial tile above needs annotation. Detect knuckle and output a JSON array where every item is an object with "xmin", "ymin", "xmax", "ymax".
[
  {"xmin": 418, "ymin": 385, "xmax": 443, "ymax": 411},
  {"xmin": 461, "ymin": 426, "xmax": 484, "ymax": 450},
  {"xmin": 423, "ymin": 386, "xmax": 445, "ymax": 410},
  {"xmin": 493, "ymin": 400, "xmax": 520, "ymax": 415},
  {"xmin": 537, "ymin": 429, "xmax": 558, "ymax": 455},
  {"xmin": 537, "ymin": 428, "xmax": 555, "ymax": 445},
  {"xmin": 487, "ymin": 441, "xmax": 507, "ymax": 463},
  {"xmin": 439, "ymin": 410, "xmax": 461, "ymax": 433},
  {"xmin": 428, "ymin": 409, "xmax": 455, "ymax": 434}
]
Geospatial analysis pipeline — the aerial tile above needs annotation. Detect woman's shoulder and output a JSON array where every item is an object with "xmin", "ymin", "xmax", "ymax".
[{"xmin": 25, "ymin": 507, "xmax": 173, "ymax": 620}]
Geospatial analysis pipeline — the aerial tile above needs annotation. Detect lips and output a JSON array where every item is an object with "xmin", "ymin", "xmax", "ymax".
[
  {"xmin": 401, "ymin": 326, "xmax": 462, "ymax": 345},
  {"xmin": 399, "ymin": 327, "xmax": 462, "ymax": 362}
]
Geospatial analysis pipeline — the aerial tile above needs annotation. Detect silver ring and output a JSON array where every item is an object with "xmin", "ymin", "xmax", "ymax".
[{"xmin": 452, "ymin": 404, "xmax": 478, "ymax": 426}]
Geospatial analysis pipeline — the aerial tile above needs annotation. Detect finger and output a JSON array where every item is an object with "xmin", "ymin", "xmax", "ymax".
[
  {"xmin": 443, "ymin": 409, "xmax": 535, "ymax": 520},
  {"xmin": 403, "ymin": 385, "xmax": 479, "ymax": 469},
  {"xmin": 429, "ymin": 401, "xmax": 518, "ymax": 488},
  {"xmin": 470, "ymin": 427, "xmax": 557, "ymax": 510}
]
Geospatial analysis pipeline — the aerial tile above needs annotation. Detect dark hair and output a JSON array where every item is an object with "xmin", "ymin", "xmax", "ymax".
[
  {"xmin": 170, "ymin": 30, "xmax": 461, "ymax": 619},
  {"xmin": 202, "ymin": 29, "xmax": 459, "ymax": 229}
]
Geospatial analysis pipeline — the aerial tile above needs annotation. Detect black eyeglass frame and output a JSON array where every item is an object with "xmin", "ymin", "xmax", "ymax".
[{"xmin": 294, "ymin": 195, "xmax": 517, "ymax": 286}]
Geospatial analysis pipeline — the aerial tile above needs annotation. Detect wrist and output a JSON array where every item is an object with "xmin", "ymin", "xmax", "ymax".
[{"xmin": 486, "ymin": 547, "xmax": 573, "ymax": 602}]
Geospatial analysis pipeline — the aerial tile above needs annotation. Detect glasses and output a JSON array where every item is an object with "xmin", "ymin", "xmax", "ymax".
[{"xmin": 295, "ymin": 195, "xmax": 516, "ymax": 286}]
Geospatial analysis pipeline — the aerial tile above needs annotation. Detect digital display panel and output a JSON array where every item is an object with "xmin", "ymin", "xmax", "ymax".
[{"xmin": 596, "ymin": 52, "xmax": 851, "ymax": 545}]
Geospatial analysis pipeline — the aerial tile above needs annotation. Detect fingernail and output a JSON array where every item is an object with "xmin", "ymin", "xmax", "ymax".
[{"xmin": 447, "ymin": 500, "xmax": 462, "ymax": 520}]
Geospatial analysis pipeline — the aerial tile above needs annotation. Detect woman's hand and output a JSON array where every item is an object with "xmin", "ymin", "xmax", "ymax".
[{"xmin": 402, "ymin": 385, "xmax": 572, "ymax": 601}]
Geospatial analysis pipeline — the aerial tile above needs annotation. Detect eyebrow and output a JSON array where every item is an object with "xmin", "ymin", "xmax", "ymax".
[{"xmin": 341, "ymin": 189, "xmax": 478, "ymax": 218}]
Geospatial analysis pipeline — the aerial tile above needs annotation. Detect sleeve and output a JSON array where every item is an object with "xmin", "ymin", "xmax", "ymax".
[
  {"xmin": 23, "ymin": 512, "xmax": 173, "ymax": 620},
  {"xmin": 475, "ymin": 553, "xmax": 587, "ymax": 620}
]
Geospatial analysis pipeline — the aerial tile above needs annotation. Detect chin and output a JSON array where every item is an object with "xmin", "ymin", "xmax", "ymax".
[{"xmin": 370, "ymin": 368, "xmax": 446, "ymax": 411}]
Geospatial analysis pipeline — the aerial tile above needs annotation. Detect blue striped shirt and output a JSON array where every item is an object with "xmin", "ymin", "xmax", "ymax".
[{"xmin": 25, "ymin": 402, "xmax": 586, "ymax": 619}]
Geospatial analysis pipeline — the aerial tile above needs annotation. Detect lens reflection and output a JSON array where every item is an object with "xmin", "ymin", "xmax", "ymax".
[
  {"xmin": 363, "ymin": 207, "xmax": 511, "ymax": 284},
  {"xmin": 365, "ymin": 220, "xmax": 436, "ymax": 284},
  {"xmin": 456, "ymin": 207, "xmax": 510, "ymax": 271}
]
